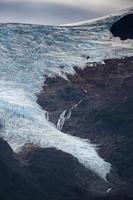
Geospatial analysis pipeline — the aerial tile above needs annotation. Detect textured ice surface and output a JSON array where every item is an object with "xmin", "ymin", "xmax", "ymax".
[{"xmin": 0, "ymin": 9, "xmax": 133, "ymax": 180}]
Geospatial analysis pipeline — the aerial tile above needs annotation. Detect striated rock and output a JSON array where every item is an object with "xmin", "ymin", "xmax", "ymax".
[{"xmin": 110, "ymin": 14, "xmax": 133, "ymax": 40}]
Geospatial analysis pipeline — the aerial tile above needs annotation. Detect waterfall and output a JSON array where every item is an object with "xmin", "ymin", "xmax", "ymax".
[
  {"xmin": 71, "ymin": 100, "xmax": 82, "ymax": 110},
  {"xmin": 57, "ymin": 110, "xmax": 71, "ymax": 131},
  {"xmin": 57, "ymin": 100, "xmax": 82, "ymax": 131}
]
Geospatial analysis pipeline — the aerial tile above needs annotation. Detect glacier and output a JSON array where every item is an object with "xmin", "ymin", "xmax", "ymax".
[{"xmin": 0, "ymin": 8, "xmax": 133, "ymax": 181}]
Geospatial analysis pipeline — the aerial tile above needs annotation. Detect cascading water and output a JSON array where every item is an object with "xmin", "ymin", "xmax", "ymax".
[
  {"xmin": 57, "ymin": 100, "xmax": 82, "ymax": 131},
  {"xmin": 57, "ymin": 110, "xmax": 72, "ymax": 131}
]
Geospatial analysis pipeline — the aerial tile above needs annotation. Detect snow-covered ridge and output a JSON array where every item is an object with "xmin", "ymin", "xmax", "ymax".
[
  {"xmin": 0, "ymin": 8, "xmax": 132, "ymax": 181},
  {"xmin": 61, "ymin": 7, "xmax": 133, "ymax": 27}
]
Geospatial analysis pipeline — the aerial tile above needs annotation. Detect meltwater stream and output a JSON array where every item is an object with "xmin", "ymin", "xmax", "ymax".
[{"xmin": 0, "ymin": 9, "xmax": 133, "ymax": 181}]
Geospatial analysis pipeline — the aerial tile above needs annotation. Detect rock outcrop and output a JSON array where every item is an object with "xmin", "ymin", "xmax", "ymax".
[
  {"xmin": 0, "ymin": 137, "xmax": 132, "ymax": 200},
  {"xmin": 110, "ymin": 14, "xmax": 133, "ymax": 40},
  {"xmin": 1, "ymin": 56, "xmax": 133, "ymax": 200},
  {"xmin": 37, "ymin": 56, "xmax": 133, "ymax": 198},
  {"xmin": 0, "ymin": 138, "xmax": 110, "ymax": 200}
]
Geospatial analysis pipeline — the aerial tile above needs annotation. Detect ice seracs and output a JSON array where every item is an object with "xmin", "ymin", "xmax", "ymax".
[{"xmin": 0, "ymin": 8, "xmax": 133, "ymax": 181}]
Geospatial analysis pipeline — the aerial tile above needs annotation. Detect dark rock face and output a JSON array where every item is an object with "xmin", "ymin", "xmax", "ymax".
[
  {"xmin": 37, "ymin": 56, "xmax": 133, "ymax": 198},
  {"xmin": 0, "ymin": 138, "xmax": 112, "ymax": 200},
  {"xmin": 1, "ymin": 57, "xmax": 133, "ymax": 200},
  {"xmin": 0, "ymin": 139, "xmax": 34, "ymax": 200},
  {"xmin": 110, "ymin": 14, "xmax": 133, "ymax": 40}
]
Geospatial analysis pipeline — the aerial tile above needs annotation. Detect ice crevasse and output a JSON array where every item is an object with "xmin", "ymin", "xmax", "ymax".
[{"xmin": 0, "ymin": 8, "xmax": 133, "ymax": 180}]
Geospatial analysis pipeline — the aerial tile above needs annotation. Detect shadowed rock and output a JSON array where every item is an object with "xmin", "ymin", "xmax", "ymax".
[
  {"xmin": 110, "ymin": 14, "xmax": 133, "ymax": 40},
  {"xmin": 0, "ymin": 138, "xmax": 112, "ymax": 200},
  {"xmin": 1, "ymin": 57, "xmax": 133, "ymax": 199},
  {"xmin": 37, "ymin": 56, "xmax": 133, "ymax": 198}
]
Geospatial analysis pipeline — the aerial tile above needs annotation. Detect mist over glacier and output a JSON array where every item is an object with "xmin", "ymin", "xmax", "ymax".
[{"xmin": 0, "ymin": 9, "xmax": 133, "ymax": 180}]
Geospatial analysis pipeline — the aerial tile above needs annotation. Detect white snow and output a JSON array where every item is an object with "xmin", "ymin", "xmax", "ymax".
[{"xmin": 0, "ymin": 8, "xmax": 132, "ymax": 181}]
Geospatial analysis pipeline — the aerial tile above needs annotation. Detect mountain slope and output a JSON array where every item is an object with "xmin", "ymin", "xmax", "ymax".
[
  {"xmin": 0, "ymin": 7, "xmax": 133, "ymax": 200},
  {"xmin": 37, "ymin": 56, "xmax": 133, "ymax": 197},
  {"xmin": 0, "ymin": 138, "xmax": 111, "ymax": 200},
  {"xmin": 110, "ymin": 14, "xmax": 133, "ymax": 39}
]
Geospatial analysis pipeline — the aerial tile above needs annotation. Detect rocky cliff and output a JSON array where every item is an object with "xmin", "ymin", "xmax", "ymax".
[
  {"xmin": 110, "ymin": 14, "xmax": 133, "ymax": 39},
  {"xmin": 37, "ymin": 56, "xmax": 133, "ymax": 199},
  {"xmin": 0, "ymin": 56, "xmax": 133, "ymax": 200}
]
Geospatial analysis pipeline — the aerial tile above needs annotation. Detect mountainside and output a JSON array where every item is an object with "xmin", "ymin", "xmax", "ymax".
[
  {"xmin": 1, "ymin": 56, "xmax": 133, "ymax": 200},
  {"xmin": 38, "ymin": 56, "xmax": 133, "ymax": 184},
  {"xmin": 0, "ymin": 138, "xmax": 95, "ymax": 200},
  {"xmin": 110, "ymin": 14, "xmax": 133, "ymax": 40},
  {"xmin": 0, "ymin": 8, "xmax": 133, "ymax": 200}
]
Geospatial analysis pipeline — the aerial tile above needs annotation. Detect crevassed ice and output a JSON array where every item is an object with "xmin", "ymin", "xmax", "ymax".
[
  {"xmin": 0, "ymin": 10, "xmax": 133, "ymax": 181},
  {"xmin": 0, "ymin": 87, "xmax": 111, "ymax": 181}
]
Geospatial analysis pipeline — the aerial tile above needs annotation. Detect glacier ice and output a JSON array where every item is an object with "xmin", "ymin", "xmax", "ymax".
[
  {"xmin": 0, "ymin": 90, "xmax": 111, "ymax": 181},
  {"xmin": 0, "ymin": 9, "xmax": 133, "ymax": 181}
]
